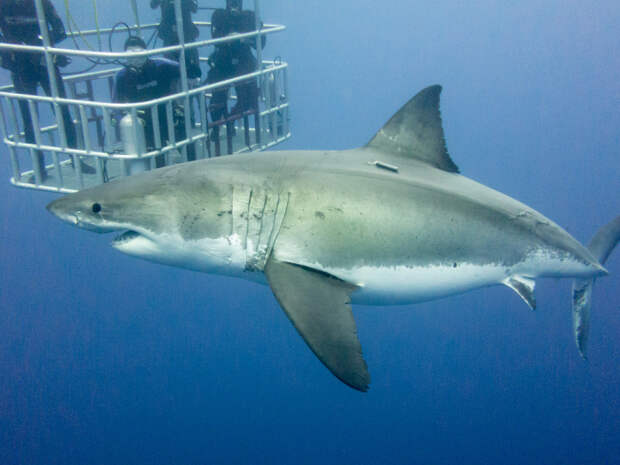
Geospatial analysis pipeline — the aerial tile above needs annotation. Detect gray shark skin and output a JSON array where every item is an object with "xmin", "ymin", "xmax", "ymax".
[{"xmin": 47, "ymin": 86, "xmax": 617, "ymax": 392}]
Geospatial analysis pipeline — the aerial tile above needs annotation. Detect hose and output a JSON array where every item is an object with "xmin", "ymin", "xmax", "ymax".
[
  {"xmin": 63, "ymin": 0, "xmax": 97, "ymax": 52},
  {"xmin": 130, "ymin": 0, "xmax": 141, "ymax": 33},
  {"xmin": 92, "ymin": 0, "xmax": 103, "ymax": 51},
  {"xmin": 59, "ymin": 0, "xmax": 166, "ymax": 75}
]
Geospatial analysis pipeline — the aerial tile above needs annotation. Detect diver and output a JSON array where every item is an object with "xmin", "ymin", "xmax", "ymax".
[
  {"xmin": 113, "ymin": 36, "xmax": 195, "ymax": 166},
  {"xmin": 207, "ymin": 0, "xmax": 265, "ymax": 142},
  {"xmin": 0, "ymin": 0, "xmax": 90, "ymax": 179},
  {"xmin": 150, "ymin": 0, "xmax": 201, "ymax": 79}
]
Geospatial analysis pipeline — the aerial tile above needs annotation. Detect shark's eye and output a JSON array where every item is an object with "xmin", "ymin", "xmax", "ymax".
[{"xmin": 92, "ymin": 203, "xmax": 102, "ymax": 214}]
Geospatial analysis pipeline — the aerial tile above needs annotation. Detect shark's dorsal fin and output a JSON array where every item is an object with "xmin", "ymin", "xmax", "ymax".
[
  {"xmin": 264, "ymin": 258, "xmax": 370, "ymax": 392},
  {"xmin": 366, "ymin": 85, "xmax": 459, "ymax": 173}
]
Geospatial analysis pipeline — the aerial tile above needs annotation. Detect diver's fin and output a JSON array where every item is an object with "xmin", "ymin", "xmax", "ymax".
[
  {"xmin": 264, "ymin": 258, "xmax": 370, "ymax": 392},
  {"xmin": 366, "ymin": 85, "xmax": 459, "ymax": 173},
  {"xmin": 572, "ymin": 216, "xmax": 620, "ymax": 358},
  {"xmin": 503, "ymin": 275, "xmax": 536, "ymax": 310}
]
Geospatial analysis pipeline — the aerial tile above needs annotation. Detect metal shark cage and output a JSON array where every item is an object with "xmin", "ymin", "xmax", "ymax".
[{"xmin": 0, "ymin": 0, "xmax": 290, "ymax": 193}]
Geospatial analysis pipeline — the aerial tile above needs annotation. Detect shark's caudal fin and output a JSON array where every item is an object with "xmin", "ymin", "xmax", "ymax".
[
  {"xmin": 572, "ymin": 216, "xmax": 620, "ymax": 358},
  {"xmin": 366, "ymin": 85, "xmax": 459, "ymax": 173}
]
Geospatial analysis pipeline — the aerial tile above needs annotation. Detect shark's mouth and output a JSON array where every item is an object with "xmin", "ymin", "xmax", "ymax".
[
  {"xmin": 112, "ymin": 230, "xmax": 141, "ymax": 245},
  {"xmin": 111, "ymin": 229, "xmax": 159, "ymax": 256},
  {"xmin": 111, "ymin": 228, "xmax": 164, "ymax": 258}
]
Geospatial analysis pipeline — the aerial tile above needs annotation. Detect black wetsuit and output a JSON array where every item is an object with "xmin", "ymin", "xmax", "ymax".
[
  {"xmin": 150, "ymin": 0, "xmax": 201, "ymax": 79},
  {"xmin": 113, "ymin": 57, "xmax": 194, "ymax": 164},
  {"xmin": 0, "ymin": 0, "xmax": 76, "ymax": 150},
  {"xmin": 207, "ymin": 7, "xmax": 264, "ymax": 126}
]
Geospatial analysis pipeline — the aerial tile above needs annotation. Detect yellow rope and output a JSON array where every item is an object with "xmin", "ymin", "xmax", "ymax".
[
  {"xmin": 62, "ymin": 0, "xmax": 99, "ymax": 51},
  {"xmin": 92, "ymin": 0, "xmax": 102, "ymax": 50}
]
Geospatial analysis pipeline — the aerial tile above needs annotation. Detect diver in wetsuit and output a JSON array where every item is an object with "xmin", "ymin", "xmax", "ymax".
[
  {"xmin": 150, "ymin": 0, "xmax": 201, "ymax": 79},
  {"xmin": 207, "ymin": 0, "xmax": 264, "ymax": 140},
  {"xmin": 113, "ymin": 36, "xmax": 195, "ymax": 166},
  {"xmin": 0, "ymin": 0, "xmax": 80, "ymax": 178}
]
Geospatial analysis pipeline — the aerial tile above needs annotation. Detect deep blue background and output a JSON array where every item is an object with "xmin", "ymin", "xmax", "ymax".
[{"xmin": 1, "ymin": 1, "xmax": 619, "ymax": 464}]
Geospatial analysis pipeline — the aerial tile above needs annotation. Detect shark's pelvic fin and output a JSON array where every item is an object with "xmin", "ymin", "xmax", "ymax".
[
  {"xmin": 366, "ymin": 85, "xmax": 459, "ymax": 173},
  {"xmin": 573, "ymin": 216, "xmax": 620, "ymax": 358},
  {"xmin": 264, "ymin": 258, "xmax": 370, "ymax": 392},
  {"xmin": 503, "ymin": 275, "xmax": 536, "ymax": 309}
]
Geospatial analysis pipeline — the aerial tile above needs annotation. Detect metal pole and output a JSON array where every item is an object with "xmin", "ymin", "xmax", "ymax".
[
  {"xmin": 0, "ymin": 99, "xmax": 22, "ymax": 181},
  {"xmin": 198, "ymin": 93, "xmax": 208, "ymax": 158},
  {"xmin": 34, "ymin": 0, "xmax": 70, "ymax": 156},
  {"xmin": 173, "ymin": 0, "xmax": 192, "ymax": 163},
  {"xmin": 8, "ymin": 98, "xmax": 20, "ymax": 142},
  {"xmin": 31, "ymin": 0, "xmax": 72, "ymax": 188},
  {"xmin": 130, "ymin": 0, "xmax": 142, "ymax": 36},
  {"xmin": 173, "ymin": 0, "xmax": 189, "ymax": 90},
  {"xmin": 166, "ymin": 100, "xmax": 176, "ymax": 155},
  {"xmin": 283, "ymin": 66, "xmax": 289, "ymax": 137},
  {"xmin": 33, "ymin": 0, "xmax": 59, "ymax": 99},
  {"xmin": 253, "ymin": 0, "xmax": 263, "ymax": 145},
  {"xmin": 254, "ymin": 0, "xmax": 263, "ymax": 71}
]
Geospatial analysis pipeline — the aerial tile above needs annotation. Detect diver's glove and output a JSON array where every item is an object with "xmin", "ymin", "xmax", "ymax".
[
  {"xmin": 172, "ymin": 105, "xmax": 186, "ymax": 127},
  {"xmin": 136, "ymin": 109, "xmax": 148, "ymax": 123},
  {"xmin": 53, "ymin": 54, "xmax": 71, "ymax": 68},
  {"xmin": 0, "ymin": 51, "xmax": 16, "ymax": 71},
  {"xmin": 207, "ymin": 53, "xmax": 216, "ymax": 69}
]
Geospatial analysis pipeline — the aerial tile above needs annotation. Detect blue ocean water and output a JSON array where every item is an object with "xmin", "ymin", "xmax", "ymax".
[{"xmin": 1, "ymin": 1, "xmax": 619, "ymax": 464}]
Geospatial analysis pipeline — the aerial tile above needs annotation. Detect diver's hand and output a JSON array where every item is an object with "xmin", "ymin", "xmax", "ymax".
[
  {"xmin": 53, "ymin": 54, "xmax": 71, "ymax": 68},
  {"xmin": 136, "ymin": 109, "xmax": 148, "ymax": 122},
  {"xmin": 0, "ymin": 52, "xmax": 15, "ymax": 71}
]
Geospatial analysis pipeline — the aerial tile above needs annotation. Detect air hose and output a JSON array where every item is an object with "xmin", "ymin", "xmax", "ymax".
[
  {"xmin": 59, "ymin": 0, "xmax": 160, "ymax": 75},
  {"xmin": 60, "ymin": 0, "xmax": 132, "ymax": 74},
  {"xmin": 92, "ymin": 0, "xmax": 102, "ymax": 50},
  {"xmin": 130, "ymin": 0, "xmax": 141, "ymax": 34}
]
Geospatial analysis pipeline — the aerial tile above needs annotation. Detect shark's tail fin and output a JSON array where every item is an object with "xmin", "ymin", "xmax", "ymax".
[{"xmin": 572, "ymin": 216, "xmax": 620, "ymax": 358}]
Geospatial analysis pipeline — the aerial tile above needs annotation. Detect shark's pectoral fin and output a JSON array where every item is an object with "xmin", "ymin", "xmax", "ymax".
[
  {"xmin": 264, "ymin": 258, "xmax": 370, "ymax": 392},
  {"xmin": 503, "ymin": 275, "xmax": 536, "ymax": 310}
]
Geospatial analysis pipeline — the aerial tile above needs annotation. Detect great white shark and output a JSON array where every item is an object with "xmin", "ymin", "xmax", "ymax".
[{"xmin": 47, "ymin": 86, "xmax": 619, "ymax": 391}]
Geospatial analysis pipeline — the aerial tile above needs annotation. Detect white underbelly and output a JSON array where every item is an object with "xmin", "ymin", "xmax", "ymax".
[
  {"xmin": 113, "ymin": 232, "xmax": 267, "ymax": 283},
  {"xmin": 323, "ymin": 263, "xmax": 509, "ymax": 305},
  {"xmin": 116, "ymin": 230, "xmax": 597, "ymax": 306},
  {"xmin": 285, "ymin": 249, "xmax": 596, "ymax": 306}
]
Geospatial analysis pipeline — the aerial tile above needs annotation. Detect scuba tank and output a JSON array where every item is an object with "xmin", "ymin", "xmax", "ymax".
[{"xmin": 119, "ymin": 113, "xmax": 150, "ymax": 174}]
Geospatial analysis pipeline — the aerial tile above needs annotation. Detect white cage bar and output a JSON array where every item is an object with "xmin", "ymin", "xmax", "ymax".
[{"xmin": 0, "ymin": 0, "xmax": 291, "ymax": 193}]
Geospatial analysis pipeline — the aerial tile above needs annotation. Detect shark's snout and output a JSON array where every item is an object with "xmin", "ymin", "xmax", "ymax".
[
  {"xmin": 46, "ymin": 195, "xmax": 117, "ymax": 233},
  {"xmin": 47, "ymin": 197, "xmax": 79, "ymax": 225}
]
